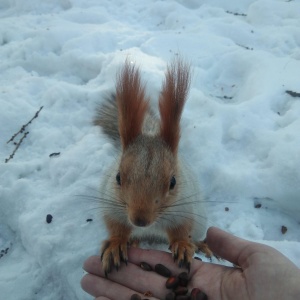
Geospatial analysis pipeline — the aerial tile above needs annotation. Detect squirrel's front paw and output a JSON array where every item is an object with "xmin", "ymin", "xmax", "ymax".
[
  {"xmin": 196, "ymin": 240, "xmax": 218, "ymax": 261},
  {"xmin": 169, "ymin": 240, "xmax": 196, "ymax": 271},
  {"xmin": 100, "ymin": 238, "xmax": 128, "ymax": 276}
]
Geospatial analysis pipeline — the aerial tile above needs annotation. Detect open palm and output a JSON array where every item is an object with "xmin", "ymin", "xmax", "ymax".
[{"xmin": 81, "ymin": 227, "xmax": 300, "ymax": 300}]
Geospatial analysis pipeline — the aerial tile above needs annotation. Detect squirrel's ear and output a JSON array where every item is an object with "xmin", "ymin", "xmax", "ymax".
[
  {"xmin": 159, "ymin": 58, "xmax": 191, "ymax": 153},
  {"xmin": 116, "ymin": 60, "xmax": 149, "ymax": 149}
]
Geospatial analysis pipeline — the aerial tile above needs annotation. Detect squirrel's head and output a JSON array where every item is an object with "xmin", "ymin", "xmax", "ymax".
[
  {"xmin": 116, "ymin": 135, "xmax": 178, "ymax": 227},
  {"xmin": 114, "ymin": 58, "xmax": 191, "ymax": 228}
]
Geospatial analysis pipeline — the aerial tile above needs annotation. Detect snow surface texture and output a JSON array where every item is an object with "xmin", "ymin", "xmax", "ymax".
[{"xmin": 1, "ymin": 0, "xmax": 300, "ymax": 299}]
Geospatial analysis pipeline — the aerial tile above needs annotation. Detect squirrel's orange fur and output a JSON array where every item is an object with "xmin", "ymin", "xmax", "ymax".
[
  {"xmin": 159, "ymin": 59, "xmax": 191, "ymax": 153},
  {"xmin": 94, "ymin": 58, "xmax": 209, "ymax": 276},
  {"xmin": 116, "ymin": 60, "xmax": 149, "ymax": 149}
]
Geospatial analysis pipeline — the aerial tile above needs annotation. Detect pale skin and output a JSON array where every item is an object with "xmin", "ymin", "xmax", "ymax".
[{"xmin": 81, "ymin": 227, "xmax": 300, "ymax": 300}]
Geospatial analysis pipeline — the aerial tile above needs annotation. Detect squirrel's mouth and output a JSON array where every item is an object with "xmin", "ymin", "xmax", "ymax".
[
  {"xmin": 131, "ymin": 217, "xmax": 150, "ymax": 227},
  {"xmin": 128, "ymin": 207, "xmax": 156, "ymax": 228},
  {"xmin": 129, "ymin": 215, "xmax": 154, "ymax": 228}
]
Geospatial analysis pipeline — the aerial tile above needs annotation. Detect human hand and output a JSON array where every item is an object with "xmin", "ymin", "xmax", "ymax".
[{"xmin": 81, "ymin": 227, "xmax": 300, "ymax": 300}]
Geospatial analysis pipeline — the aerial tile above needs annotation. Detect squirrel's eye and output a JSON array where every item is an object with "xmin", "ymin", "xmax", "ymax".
[
  {"xmin": 169, "ymin": 176, "xmax": 176, "ymax": 190},
  {"xmin": 116, "ymin": 172, "xmax": 121, "ymax": 185}
]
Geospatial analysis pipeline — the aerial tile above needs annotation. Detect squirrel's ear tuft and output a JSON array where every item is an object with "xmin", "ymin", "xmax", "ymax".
[
  {"xmin": 116, "ymin": 59, "xmax": 149, "ymax": 149},
  {"xmin": 159, "ymin": 58, "xmax": 191, "ymax": 153}
]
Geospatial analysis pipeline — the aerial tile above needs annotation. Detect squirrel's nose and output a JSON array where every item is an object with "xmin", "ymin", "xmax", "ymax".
[{"xmin": 133, "ymin": 217, "xmax": 149, "ymax": 227}]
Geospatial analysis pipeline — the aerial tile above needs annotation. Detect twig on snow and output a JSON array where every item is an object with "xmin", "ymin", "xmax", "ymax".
[
  {"xmin": 286, "ymin": 90, "xmax": 300, "ymax": 98},
  {"xmin": 226, "ymin": 11, "xmax": 247, "ymax": 17},
  {"xmin": 5, "ymin": 131, "xmax": 29, "ymax": 163},
  {"xmin": 5, "ymin": 106, "xmax": 43, "ymax": 163},
  {"xmin": 6, "ymin": 106, "xmax": 43, "ymax": 144}
]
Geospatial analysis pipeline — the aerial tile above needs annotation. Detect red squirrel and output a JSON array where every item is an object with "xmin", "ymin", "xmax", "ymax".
[{"xmin": 94, "ymin": 58, "xmax": 210, "ymax": 275}]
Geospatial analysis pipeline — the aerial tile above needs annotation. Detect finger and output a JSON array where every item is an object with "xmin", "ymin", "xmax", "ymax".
[
  {"xmin": 81, "ymin": 273, "xmax": 159, "ymax": 300},
  {"xmin": 127, "ymin": 247, "xmax": 202, "ymax": 275},
  {"xmin": 83, "ymin": 256, "xmax": 170, "ymax": 299},
  {"xmin": 205, "ymin": 226, "xmax": 261, "ymax": 267},
  {"xmin": 84, "ymin": 248, "xmax": 202, "ymax": 277}
]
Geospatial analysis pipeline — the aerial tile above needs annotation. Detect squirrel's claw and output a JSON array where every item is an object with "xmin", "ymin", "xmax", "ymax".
[
  {"xmin": 169, "ymin": 240, "xmax": 195, "ymax": 271},
  {"xmin": 100, "ymin": 239, "xmax": 128, "ymax": 276},
  {"xmin": 196, "ymin": 240, "xmax": 215, "ymax": 261}
]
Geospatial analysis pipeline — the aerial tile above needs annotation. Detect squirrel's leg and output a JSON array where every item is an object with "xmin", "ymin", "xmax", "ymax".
[
  {"xmin": 195, "ymin": 240, "xmax": 214, "ymax": 260},
  {"xmin": 195, "ymin": 240, "xmax": 220, "ymax": 261},
  {"xmin": 100, "ymin": 219, "xmax": 132, "ymax": 276},
  {"xmin": 129, "ymin": 238, "xmax": 140, "ymax": 248},
  {"xmin": 167, "ymin": 224, "xmax": 197, "ymax": 272}
]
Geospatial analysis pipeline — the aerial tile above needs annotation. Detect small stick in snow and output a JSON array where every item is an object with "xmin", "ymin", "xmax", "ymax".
[
  {"xmin": 226, "ymin": 11, "xmax": 247, "ymax": 17},
  {"xmin": 237, "ymin": 43, "xmax": 254, "ymax": 51},
  {"xmin": 286, "ymin": 90, "xmax": 300, "ymax": 98},
  {"xmin": 6, "ymin": 106, "xmax": 43, "ymax": 144},
  {"xmin": 5, "ymin": 106, "xmax": 44, "ymax": 163},
  {"xmin": 49, "ymin": 152, "xmax": 61, "ymax": 158},
  {"xmin": 5, "ymin": 131, "xmax": 29, "ymax": 163}
]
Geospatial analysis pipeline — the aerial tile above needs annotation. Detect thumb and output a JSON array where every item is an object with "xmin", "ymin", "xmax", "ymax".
[{"xmin": 205, "ymin": 227, "xmax": 258, "ymax": 267}]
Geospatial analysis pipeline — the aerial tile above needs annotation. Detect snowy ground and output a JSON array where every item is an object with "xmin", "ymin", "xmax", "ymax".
[{"xmin": 1, "ymin": 0, "xmax": 300, "ymax": 299}]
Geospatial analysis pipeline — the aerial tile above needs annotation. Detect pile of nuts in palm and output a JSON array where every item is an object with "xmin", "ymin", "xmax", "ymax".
[{"xmin": 130, "ymin": 262, "xmax": 208, "ymax": 300}]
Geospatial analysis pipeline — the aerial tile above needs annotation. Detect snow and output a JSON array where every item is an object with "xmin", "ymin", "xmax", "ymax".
[{"xmin": 1, "ymin": 0, "xmax": 300, "ymax": 299}]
